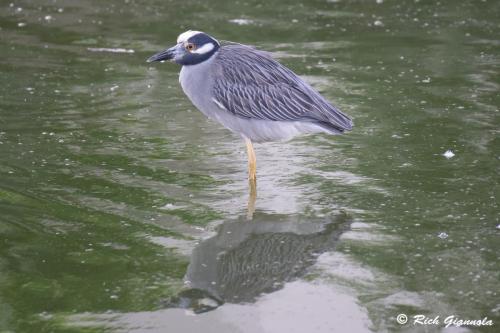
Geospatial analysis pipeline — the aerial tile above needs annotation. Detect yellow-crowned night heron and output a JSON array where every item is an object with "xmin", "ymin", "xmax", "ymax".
[{"xmin": 147, "ymin": 30, "xmax": 353, "ymax": 182}]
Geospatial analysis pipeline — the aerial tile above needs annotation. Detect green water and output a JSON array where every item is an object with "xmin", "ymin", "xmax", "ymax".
[{"xmin": 0, "ymin": 0, "xmax": 499, "ymax": 332}]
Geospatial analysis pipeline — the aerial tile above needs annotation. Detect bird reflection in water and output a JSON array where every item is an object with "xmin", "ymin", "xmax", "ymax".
[{"xmin": 162, "ymin": 212, "xmax": 351, "ymax": 313}]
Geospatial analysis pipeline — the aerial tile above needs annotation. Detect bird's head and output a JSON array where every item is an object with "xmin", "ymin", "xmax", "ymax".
[{"xmin": 147, "ymin": 30, "xmax": 220, "ymax": 66}]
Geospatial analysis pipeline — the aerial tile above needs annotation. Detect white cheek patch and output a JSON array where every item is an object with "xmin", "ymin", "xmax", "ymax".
[
  {"xmin": 177, "ymin": 30, "xmax": 202, "ymax": 43},
  {"xmin": 192, "ymin": 43, "xmax": 215, "ymax": 54}
]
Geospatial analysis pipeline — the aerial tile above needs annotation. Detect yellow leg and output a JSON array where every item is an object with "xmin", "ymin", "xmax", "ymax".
[
  {"xmin": 244, "ymin": 138, "xmax": 257, "ymax": 220},
  {"xmin": 245, "ymin": 138, "xmax": 257, "ymax": 182},
  {"xmin": 247, "ymin": 178, "xmax": 257, "ymax": 220}
]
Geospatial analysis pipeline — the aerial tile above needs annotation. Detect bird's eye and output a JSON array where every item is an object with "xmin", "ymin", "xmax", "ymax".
[{"xmin": 186, "ymin": 43, "xmax": 196, "ymax": 51}]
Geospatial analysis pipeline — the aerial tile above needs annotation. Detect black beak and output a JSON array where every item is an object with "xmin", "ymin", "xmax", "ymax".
[{"xmin": 146, "ymin": 46, "xmax": 175, "ymax": 63}]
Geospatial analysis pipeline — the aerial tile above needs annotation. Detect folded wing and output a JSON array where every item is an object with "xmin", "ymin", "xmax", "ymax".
[{"xmin": 212, "ymin": 44, "xmax": 353, "ymax": 132}]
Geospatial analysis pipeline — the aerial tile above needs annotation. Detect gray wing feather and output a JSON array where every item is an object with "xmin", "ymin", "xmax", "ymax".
[{"xmin": 212, "ymin": 44, "xmax": 353, "ymax": 132}]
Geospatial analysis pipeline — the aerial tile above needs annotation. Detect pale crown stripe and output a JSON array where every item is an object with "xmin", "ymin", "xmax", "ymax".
[{"xmin": 177, "ymin": 30, "xmax": 202, "ymax": 43}]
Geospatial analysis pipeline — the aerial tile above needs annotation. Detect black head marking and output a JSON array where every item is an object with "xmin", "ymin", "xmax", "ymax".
[{"xmin": 179, "ymin": 32, "xmax": 220, "ymax": 66}]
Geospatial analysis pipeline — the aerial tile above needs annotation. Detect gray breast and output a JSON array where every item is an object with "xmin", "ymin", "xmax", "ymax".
[
  {"xmin": 179, "ymin": 55, "xmax": 250, "ymax": 135},
  {"xmin": 179, "ymin": 56, "xmax": 218, "ymax": 122}
]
